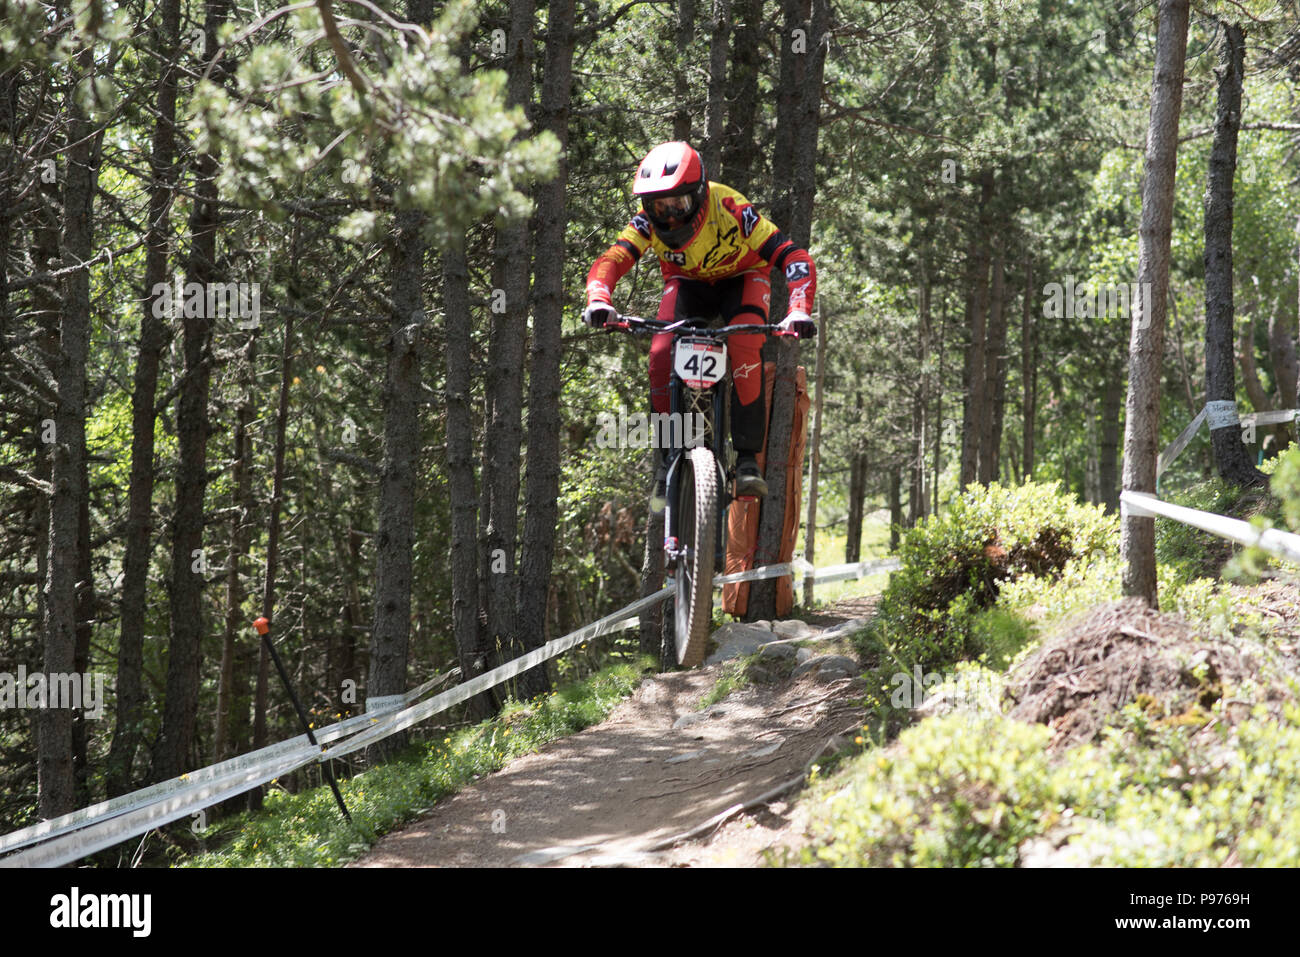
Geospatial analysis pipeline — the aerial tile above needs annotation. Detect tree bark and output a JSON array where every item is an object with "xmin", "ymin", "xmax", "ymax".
[
  {"xmin": 845, "ymin": 446, "xmax": 865, "ymax": 564},
  {"xmin": 721, "ymin": 0, "xmax": 763, "ymax": 194},
  {"xmin": 1122, "ymin": 0, "xmax": 1190, "ymax": 607},
  {"xmin": 980, "ymin": 242, "xmax": 1007, "ymax": 485},
  {"xmin": 367, "ymin": 207, "xmax": 425, "ymax": 759},
  {"xmin": 107, "ymin": 0, "xmax": 180, "ymax": 797},
  {"xmin": 701, "ymin": 0, "xmax": 729, "ymax": 174},
  {"xmin": 910, "ymin": 261, "xmax": 931, "ymax": 523},
  {"xmin": 803, "ymin": 305, "xmax": 828, "ymax": 606},
  {"xmin": 1021, "ymin": 257, "xmax": 1036, "ymax": 481},
  {"xmin": 959, "ymin": 170, "xmax": 994, "ymax": 487},
  {"xmin": 1204, "ymin": 20, "xmax": 1265, "ymax": 487},
  {"xmin": 480, "ymin": 0, "xmax": 535, "ymax": 689},
  {"xmin": 249, "ymin": 301, "xmax": 294, "ymax": 810},
  {"xmin": 1099, "ymin": 366, "xmax": 1123, "ymax": 511},
  {"xmin": 154, "ymin": 0, "xmax": 228, "ymax": 783},
  {"xmin": 517, "ymin": 0, "xmax": 575, "ymax": 699},
  {"xmin": 888, "ymin": 468, "xmax": 902, "ymax": 551},
  {"xmin": 39, "ymin": 43, "xmax": 98, "ymax": 817},
  {"xmin": 443, "ymin": 238, "xmax": 494, "ymax": 719},
  {"xmin": 215, "ymin": 333, "xmax": 256, "ymax": 763},
  {"xmin": 672, "ymin": 0, "xmax": 696, "ymax": 142},
  {"xmin": 747, "ymin": 0, "xmax": 828, "ymax": 620}
]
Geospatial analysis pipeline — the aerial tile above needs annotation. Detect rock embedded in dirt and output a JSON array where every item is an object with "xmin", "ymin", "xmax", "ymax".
[
  {"xmin": 759, "ymin": 642, "xmax": 798, "ymax": 660},
  {"xmin": 792, "ymin": 654, "xmax": 861, "ymax": 680},
  {"xmin": 819, "ymin": 618, "xmax": 869, "ymax": 640},
  {"xmin": 772, "ymin": 619, "xmax": 819, "ymax": 640},
  {"xmin": 705, "ymin": 622, "xmax": 774, "ymax": 663}
]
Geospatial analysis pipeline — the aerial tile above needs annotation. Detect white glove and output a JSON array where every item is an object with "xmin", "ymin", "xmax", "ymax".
[
  {"xmin": 583, "ymin": 302, "xmax": 618, "ymax": 328},
  {"xmin": 777, "ymin": 310, "xmax": 815, "ymax": 339}
]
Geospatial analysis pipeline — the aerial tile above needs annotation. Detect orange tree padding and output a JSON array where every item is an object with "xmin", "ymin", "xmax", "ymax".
[{"xmin": 722, "ymin": 363, "xmax": 809, "ymax": 618}]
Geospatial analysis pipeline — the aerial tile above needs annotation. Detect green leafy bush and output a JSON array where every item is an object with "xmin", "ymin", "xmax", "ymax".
[
  {"xmin": 801, "ymin": 714, "xmax": 1063, "ymax": 867},
  {"xmin": 1269, "ymin": 445, "xmax": 1300, "ymax": 531},
  {"xmin": 857, "ymin": 482, "xmax": 1115, "ymax": 672},
  {"xmin": 796, "ymin": 699, "xmax": 1300, "ymax": 867}
]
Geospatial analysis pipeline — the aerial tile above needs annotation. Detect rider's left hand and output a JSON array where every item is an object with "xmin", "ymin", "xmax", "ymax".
[{"xmin": 777, "ymin": 310, "xmax": 815, "ymax": 339}]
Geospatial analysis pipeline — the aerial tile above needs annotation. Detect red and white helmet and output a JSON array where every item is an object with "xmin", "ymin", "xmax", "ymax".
[{"xmin": 633, "ymin": 141, "xmax": 709, "ymax": 249}]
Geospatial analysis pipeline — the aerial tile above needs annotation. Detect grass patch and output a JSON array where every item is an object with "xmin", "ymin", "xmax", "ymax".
[
  {"xmin": 179, "ymin": 658, "xmax": 653, "ymax": 868},
  {"xmin": 698, "ymin": 655, "xmax": 760, "ymax": 709}
]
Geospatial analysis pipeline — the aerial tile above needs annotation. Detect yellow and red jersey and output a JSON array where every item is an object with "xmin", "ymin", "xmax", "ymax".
[{"xmin": 586, "ymin": 182, "xmax": 817, "ymax": 316}]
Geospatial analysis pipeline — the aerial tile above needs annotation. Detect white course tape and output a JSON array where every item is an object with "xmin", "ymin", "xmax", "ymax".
[
  {"xmin": 1157, "ymin": 407, "xmax": 1207, "ymax": 478},
  {"xmin": 0, "ymin": 739, "xmax": 323, "ymax": 869},
  {"xmin": 1245, "ymin": 409, "xmax": 1300, "ymax": 427},
  {"xmin": 0, "ymin": 667, "xmax": 455, "ymax": 857},
  {"xmin": 321, "ymin": 586, "xmax": 676, "ymax": 760},
  {"xmin": 1122, "ymin": 491, "xmax": 1300, "ymax": 564},
  {"xmin": 805, "ymin": 557, "xmax": 903, "ymax": 584},
  {"xmin": 1159, "ymin": 405, "xmax": 1300, "ymax": 477}
]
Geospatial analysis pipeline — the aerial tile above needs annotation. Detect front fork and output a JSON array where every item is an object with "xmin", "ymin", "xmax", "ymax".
[{"xmin": 663, "ymin": 374, "xmax": 731, "ymax": 574}]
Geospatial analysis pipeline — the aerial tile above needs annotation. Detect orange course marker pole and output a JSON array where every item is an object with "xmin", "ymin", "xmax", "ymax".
[{"xmin": 252, "ymin": 617, "xmax": 352, "ymax": 823}]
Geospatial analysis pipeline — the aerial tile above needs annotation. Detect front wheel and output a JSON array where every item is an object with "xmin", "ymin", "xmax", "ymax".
[{"xmin": 674, "ymin": 446, "xmax": 718, "ymax": 667}]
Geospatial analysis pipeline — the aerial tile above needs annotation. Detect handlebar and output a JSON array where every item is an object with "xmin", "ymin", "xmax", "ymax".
[{"xmin": 606, "ymin": 315, "xmax": 799, "ymax": 339}]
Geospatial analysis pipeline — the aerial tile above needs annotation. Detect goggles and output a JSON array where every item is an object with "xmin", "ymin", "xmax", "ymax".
[{"xmin": 649, "ymin": 194, "xmax": 693, "ymax": 222}]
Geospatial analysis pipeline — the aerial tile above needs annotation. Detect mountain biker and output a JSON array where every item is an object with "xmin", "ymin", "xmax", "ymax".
[{"xmin": 583, "ymin": 141, "xmax": 817, "ymax": 513}]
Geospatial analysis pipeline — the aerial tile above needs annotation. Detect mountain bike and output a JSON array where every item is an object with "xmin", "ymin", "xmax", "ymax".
[{"xmin": 609, "ymin": 315, "xmax": 795, "ymax": 667}]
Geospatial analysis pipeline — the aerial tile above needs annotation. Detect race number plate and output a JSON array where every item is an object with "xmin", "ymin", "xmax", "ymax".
[{"xmin": 674, "ymin": 339, "xmax": 727, "ymax": 389}]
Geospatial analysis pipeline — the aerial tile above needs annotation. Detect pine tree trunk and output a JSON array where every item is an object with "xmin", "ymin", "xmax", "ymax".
[
  {"xmin": 443, "ymin": 238, "xmax": 494, "ymax": 720},
  {"xmin": 910, "ymin": 261, "xmax": 931, "ymax": 522},
  {"xmin": 672, "ymin": 0, "xmax": 696, "ymax": 141},
  {"xmin": 1021, "ymin": 257, "xmax": 1036, "ymax": 481},
  {"xmin": 888, "ymin": 468, "xmax": 902, "ymax": 551},
  {"xmin": 1099, "ymin": 365, "xmax": 1124, "ymax": 511},
  {"xmin": 1204, "ymin": 21, "xmax": 1265, "ymax": 487},
  {"xmin": 845, "ymin": 449, "xmax": 865, "ymax": 564},
  {"xmin": 39, "ymin": 44, "xmax": 98, "ymax": 816},
  {"xmin": 803, "ymin": 306, "xmax": 828, "ymax": 606},
  {"xmin": 959, "ymin": 170, "xmax": 994, "ymax": 487},
  {"xmin": 249, "ymin": 302, "xmax": 294, "ymax": 810},
  {"xmin": 517, "ymin": 0, "xmax": 574, "ymax": 699},
  {"xmin": 721, "ymin": 0, "xmax": 763, "ymax": 194},
  {"xmin": 480, "ymin": 0, "xmax": 535, "ymax": 687},
  {"xmin": 367, "ymin": 207, "xmax": 425, "ymax": 759},
  {"xmin": 107, "ymin": 0, "xmax": 180, "ymax": 797},
  {"xmin": 980, "ymin": 242, "xmax": 1007, "ymax": 485},
  {"xmin": 748, "ymin": 0, "xmax": 828, "ymax": 620},
  {"xmin": 1122, "ymin": 0, "xmax": 1191, "ymax": 607},
  {"xmin": 215, "ymin": 333, "xmax": 256, "ymax": 763},
  {"xmin": 701, "ymin": 0, "xmax": 730, "ymax": 174}
]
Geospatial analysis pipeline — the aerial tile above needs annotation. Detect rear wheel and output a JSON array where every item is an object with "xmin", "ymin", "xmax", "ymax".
[{"xmin": 674, "ymin": 446, "xmax": 718, "ymax": 666}]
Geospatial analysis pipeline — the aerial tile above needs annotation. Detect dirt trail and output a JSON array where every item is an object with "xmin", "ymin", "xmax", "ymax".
[{"xmin": 355, "ymin": 599, "xmax": 877, "ymax": 868}]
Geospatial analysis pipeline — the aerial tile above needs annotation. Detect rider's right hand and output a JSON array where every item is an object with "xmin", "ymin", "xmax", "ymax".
[{"xmin": 583, "ymin": 302, "xmax": 618, "ymax": 328}]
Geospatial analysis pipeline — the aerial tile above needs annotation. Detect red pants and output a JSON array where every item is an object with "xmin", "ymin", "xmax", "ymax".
[{"xmin": 649, "ymin": 269, "xmax": 770, "ymax": 453}]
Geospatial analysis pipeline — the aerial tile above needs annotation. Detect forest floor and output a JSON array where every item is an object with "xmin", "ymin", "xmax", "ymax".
[{"xmin": 353, "ymin": 596, "xmax": 880, "ymax": 868}]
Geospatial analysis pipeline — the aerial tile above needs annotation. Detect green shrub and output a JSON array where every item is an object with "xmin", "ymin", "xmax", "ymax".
[
  {"xmin": 1268, "ymin": 445, "xmax": 1300, "ymax": 531},
  {"xmin": 796, "ymin": 698, "xmax": 1300, "ymax": 867},
  {"xmin": 857, "ymin": 482, "xmax": 1115, "ymax": 672},
  {"xmin": 801, "ymin": 714, "xmax": 1063, "ymax": 867}
]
